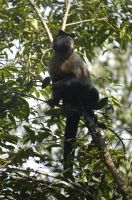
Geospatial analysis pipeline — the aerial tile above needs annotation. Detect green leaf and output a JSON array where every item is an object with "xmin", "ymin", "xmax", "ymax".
[
  {"xmin": 24, "ymin": 125, "xmax": 35, "ymax": 135},
  {"xmin": 42, "ymin": 76, "xmax": 51, "ymax": 89},
  {"xmin": 3, "ymin": 133, "xmax": 19, "ymax": 144},
  {"xmin": 105, "ymin": 105, "xmax": 114, "ymax": 114},
  {"xmin": 95, "ymin": 97, "xmax": 108, "ymax": 110},
  {"xmin": 111, "ymin": 96, "xmax": 122, "ymax": 107}
]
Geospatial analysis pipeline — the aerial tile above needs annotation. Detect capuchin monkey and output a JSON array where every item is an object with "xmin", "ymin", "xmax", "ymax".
[{"xmin": 47, "ymin": 30, "xmax": 99, "ymax": 177}]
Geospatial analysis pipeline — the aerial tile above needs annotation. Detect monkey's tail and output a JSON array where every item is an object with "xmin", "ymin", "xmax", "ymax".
[{"xmin": 63, "ymin": 112, "xmax": 80, "ymax": 177}]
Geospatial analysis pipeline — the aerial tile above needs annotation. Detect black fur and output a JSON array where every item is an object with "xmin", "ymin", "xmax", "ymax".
[{"xmin": 48, "ymin": 30, "xmax": 99, "ymax": 177}]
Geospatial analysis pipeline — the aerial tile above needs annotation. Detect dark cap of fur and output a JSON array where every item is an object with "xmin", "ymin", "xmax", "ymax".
[
  {"xmin": 52, "ymin": 30, "xmax": 75, "ymax": 53},
  {"xmin": 57, "ymin": 30, "xmax": 75, "ymax": 38}
]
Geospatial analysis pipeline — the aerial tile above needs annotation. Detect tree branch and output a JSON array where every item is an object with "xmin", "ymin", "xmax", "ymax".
[
  {"xmin": 62, "ymin": 0, "xmax": 71, "ymax": 31},
  {"xmin": 85, "ymin": 115, "xmax": 132, "ymax": 200},
  {"xmin": 66, "ymin": 17, "xmax": 107, "ymax": 27},
  {"xmin": 28, "ymin": 0, "xmax": 53, "ymax": 43}
]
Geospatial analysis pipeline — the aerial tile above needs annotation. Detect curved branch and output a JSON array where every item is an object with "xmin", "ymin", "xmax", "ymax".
[
  {"xmin": 62, "ymin": 0, "xmax": 71, "ymax": 31},
  {"xmin": 28, "ymin": 0, "xmax": 53, "ymax": 43},
  {"xmin": 108, "ymin": 128, "xmax": 126, "ymax": 153}
]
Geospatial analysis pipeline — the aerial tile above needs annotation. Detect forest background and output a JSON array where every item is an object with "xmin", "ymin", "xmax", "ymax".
[{"xmin": 0, "ymin": 0, "xmax": 132, "ymax": 199}]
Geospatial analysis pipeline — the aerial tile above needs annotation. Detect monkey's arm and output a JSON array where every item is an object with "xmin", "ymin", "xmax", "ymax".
[
  {"xmin": 53, "ymin": 76, "xmax": 81, "ymax": 88},
  {"xmin": 53, "ymin": 74, "xmax": 92, "ymax": 89},
  {"xmin": 47, "ymin": 75, "xmax": 86, "ymax": 107}
]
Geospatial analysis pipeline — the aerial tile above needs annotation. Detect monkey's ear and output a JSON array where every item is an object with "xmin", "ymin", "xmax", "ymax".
[
  {"xmin": 70, "ymin": 33, "xmax": 75, "ymax": 38},
  {"xmin": 58, "ymin": 30, "xmax": 66, "ymax": 35},
  {"xmin": 57, "ymin": 30, "xmax": 75, "ymax": 38}
]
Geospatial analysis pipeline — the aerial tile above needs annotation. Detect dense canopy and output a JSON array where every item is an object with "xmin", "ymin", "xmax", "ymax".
[{"xmin": 0, "ymin": 0, "xmax": 131, "ymax": 199}]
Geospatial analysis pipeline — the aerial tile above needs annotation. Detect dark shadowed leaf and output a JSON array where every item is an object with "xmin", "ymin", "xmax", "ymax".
[{"xmin": 95, "ymin": 97, "xmax": 108, "ymax": 110}]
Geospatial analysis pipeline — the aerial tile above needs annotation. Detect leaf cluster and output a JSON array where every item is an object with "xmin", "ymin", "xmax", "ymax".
[{"xmin": 0, "ymin": 0, "xmax": 131, "ymax": 199}]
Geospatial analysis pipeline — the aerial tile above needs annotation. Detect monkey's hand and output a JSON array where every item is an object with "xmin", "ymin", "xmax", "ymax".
[{"xmin": 46, "ymin": 98, "xmax": 60, "ymax": 107}]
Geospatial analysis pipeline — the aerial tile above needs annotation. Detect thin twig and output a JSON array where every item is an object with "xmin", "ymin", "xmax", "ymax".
[
  {"xmin": 18, "ymin": 92, "xmax": 47, "ymax": 103},
  {"xmin": 66, "ymin": 17, "xmax": 107, "ymax": 27},
  {"xmin": 28, "ymin": 0, "xmax": 53, "ymax": 43},
  {"xmin": 62, "ymin": 0, "xmax": 71, "ymax": 31},
  {"xmin": 108, "ymin": 128, "xmax": 126, "ymax": 153}
]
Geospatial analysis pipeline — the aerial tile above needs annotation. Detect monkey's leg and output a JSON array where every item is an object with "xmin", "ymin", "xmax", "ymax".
[
  {"xmin": 63, "ymin": 112, "xmax": 80, "ymax": 178},
  {"xmin": 81, "ymin": 86, "xmax": 99, "ymax": 109}
]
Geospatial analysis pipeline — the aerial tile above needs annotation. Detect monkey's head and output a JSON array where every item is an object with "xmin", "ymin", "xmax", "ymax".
[{"xmin": 53, "ymin": 30, "xmax": 75, "ymax": 53}]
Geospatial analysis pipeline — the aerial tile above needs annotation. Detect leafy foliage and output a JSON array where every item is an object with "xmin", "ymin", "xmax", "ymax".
[{"xmin": 0, "ymin": 0, "xmax": 131, "ymax": 199}]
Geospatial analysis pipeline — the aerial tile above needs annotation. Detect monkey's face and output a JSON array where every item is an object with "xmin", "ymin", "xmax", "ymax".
[{"xmin": 53, "ymin": 30, "xmax": 75, "ymax": 53}]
